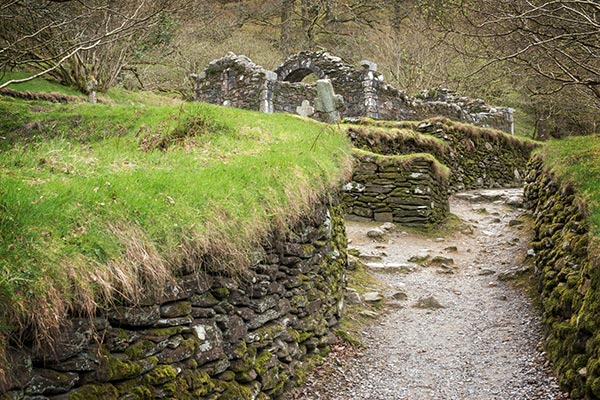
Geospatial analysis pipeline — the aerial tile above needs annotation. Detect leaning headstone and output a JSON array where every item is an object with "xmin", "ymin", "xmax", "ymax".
[
  {"xmin": 296, "ymin": 100, "xmax": 315, "ymax": 117},
  {"xmin": 314, "ymin": 79, "xmax": 344, "ymax": 124}
]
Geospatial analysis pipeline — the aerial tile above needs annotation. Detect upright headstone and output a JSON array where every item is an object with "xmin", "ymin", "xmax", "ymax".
[
  {"xmin": 296, "ymin": 100, "xmax": 315, "ymax": 117},
  {"xmin": 314, "ymin": 79, "xmax": 344, "ymax": 124},
  {"xmin": 507, "ymin": 108, "xmax": 515, "ymax": 135},
  {"xmin": 86, "ymin": 75, "xmax": 97, "ymax": 104},
  {"xmin": 259, "ymin": 71, "xmax": 277, "ymax": 114},
  {"xmin": 359, "ymin": 60, "xmax": 379, "ymax": 119}
]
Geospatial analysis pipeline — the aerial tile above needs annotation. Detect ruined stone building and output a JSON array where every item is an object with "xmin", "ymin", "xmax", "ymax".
[{"xmin": 193, "ymin": 51, "xmax": 514, "ymax": 133}]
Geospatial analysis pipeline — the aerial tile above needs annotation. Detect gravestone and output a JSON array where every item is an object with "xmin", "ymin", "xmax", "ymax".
[
  {"xmin": 314, "ymin": 79, "xmax": 344, "ymax": 124},
  {"xmin": 86, "ymin": 76, "xmax": 97, "ymax": 104},
  {"xmin": 296, "ymin": 100, "xmax": 315, "ymax": 117}
]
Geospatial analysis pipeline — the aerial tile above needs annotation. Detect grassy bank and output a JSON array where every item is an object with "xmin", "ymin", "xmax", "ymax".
[
  {"xmin": 0, "ymin": 95, "xmax": 352, "ymax": 350},
  {"xmin": 538, "ymin": 135, "xmax": 600, "ymax": 236}
]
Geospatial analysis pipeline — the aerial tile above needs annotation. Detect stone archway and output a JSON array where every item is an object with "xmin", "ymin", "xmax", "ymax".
[
  {"xmin": 281, "ymin": 68, "xmax": 318, "ymax": 83},
  {"xmin": 274, "ymin": 51, "xmax": 355, "ymax": 83}
]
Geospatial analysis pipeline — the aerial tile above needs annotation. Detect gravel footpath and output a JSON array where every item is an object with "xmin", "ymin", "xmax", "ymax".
[{"xmin": 291, "ymin": 189, "xmax": 570, "ymax": 400}]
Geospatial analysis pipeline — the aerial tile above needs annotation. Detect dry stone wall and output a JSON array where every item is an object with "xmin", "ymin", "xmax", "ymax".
[
  {"xmin": 193, "ymin": 54, "xmax": 277, "ymax": 113},
  {"xmin": 348, "ymin": 119, "xmax": 536, "ymax": 193},
  {"xmin": 525, "ymin": 156, "xmax": 600, "ymax": 399},
  {"xmin": 342, "ymin": 150, "xmax": 449, "ymax": 227},
  {"xmin": 193, "ymin": 52, "xmax": 514, "ymax": 133},
  {"xmin": 1, "ymin": 203, "xmax": 348, "ymax": 400}
]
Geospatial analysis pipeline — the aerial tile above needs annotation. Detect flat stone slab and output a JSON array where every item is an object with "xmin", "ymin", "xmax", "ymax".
[{"xmin": 363, "ymin": 292, "xmax": 384, "ymax": 303}]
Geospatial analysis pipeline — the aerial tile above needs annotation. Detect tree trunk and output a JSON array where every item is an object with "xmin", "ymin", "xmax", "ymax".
[
  {"xmin": 391, "ymin": 0, "xmax": 405, "ymax": 34},
  {"xmin": 280, "ymin": 0, "xmax": 294, "ymax": 55}
]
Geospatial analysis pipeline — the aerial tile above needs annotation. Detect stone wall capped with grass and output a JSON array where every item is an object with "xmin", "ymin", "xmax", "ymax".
[
  {"xmin": 524, "ymin": 156, "xmax": 600, "ymax": 399},
  {"xmin": 342, "ymin": 149, "xmax": 449, "ymax": 226},
  {"xmin": 0, "ymin": 203, "xmax": 347, "ymax": 400},
  {"xmin": 348, "ymin": 118, "xmax": 537, "ymax": 192}
]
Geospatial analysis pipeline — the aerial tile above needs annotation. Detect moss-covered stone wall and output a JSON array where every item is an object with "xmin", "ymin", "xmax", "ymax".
[
  {"xmin": 349, "ymin": 118, "xmax": 537, "ymax": 192},
  {"xmin": 342, "ymin": 149, "xmax": 449, "ymax": 227},
  {"xmin": 525, "ymin": 156, "xmax": 600, "ymax": 399},
  {"xmin": 0, "ymin": 203, "xmax": 348, "ymax": 400}
]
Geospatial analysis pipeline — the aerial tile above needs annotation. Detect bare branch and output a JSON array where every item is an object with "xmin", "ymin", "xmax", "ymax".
[{"xmin": 0, "ymin": 39, "xmax": 101, "ymax": 90}]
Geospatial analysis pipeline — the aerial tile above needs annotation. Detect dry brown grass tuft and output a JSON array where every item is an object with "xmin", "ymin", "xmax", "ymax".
[
  {"xmin": 347, "ymin": 118, "xmax": 418, "ymax": 131},
  {"xmin": 105, "ymin": 224, "xmax": 174, "ymax": 302},
  {"xmin": 0, "ymin": 87, "xmax": 81, "ymax": 103},
  {"xmin": 430, "ymin": 117, "xmax": 539, "ymax": 149},
  {"xmin": 347, "ymin": 125, "xmax": 447, "ymax": 157}
]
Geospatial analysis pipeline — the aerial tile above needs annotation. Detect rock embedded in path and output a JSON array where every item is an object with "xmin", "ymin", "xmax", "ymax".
[
  {"xmin": 380, "ymin": 222, "xmax": 395, "ymax": 232},
  {"xmin": 359, "ymin": 254, "xmax": 383, "ymax": 263},
  {"xmin": 363, "ymin": 292, "xmax": 384, "ymax": 303},
  {"xmin": 444, "ymin": 246, "xmax": 458, "ymax": 252},
  {"xmin": 497, "ymin": 265, "xmax": 531, "ymax": 281},
  {"xmin": 366, "ymin": 228, "xmax": 386, "ymax": 241},
  {"xmin": 346, "ymin": 292, "xmax": 362, "ymax": 304},
  {"xmin": 390, "ymin": 291, "xmax": 408, "ymax": 301},
  {"xmin": 431, "ymin": 256, "xmax": 454, "ymax": 265},
  {"xmin": 373, "ymin": 264, "xmax": 415, "ymax": 275},
  {"xmin": 478, "ymin": 269, "xmax": 496, "ymax": 276},
  {"xmin": 359, "ymin": 310, "xmax": 378, "ymax": 318},
  {"xmin": 436, "ymin": 265, "xmax": 455, "ymax": 275},
  {"xmin": 408, "ymin": 254, "xmax": 431, "ymax": 264},
  {"xmin": 461, "ymin": 225, "xmax": 474, "ymax": 235},
  {"xmin": 506, "ymin": 196, "xmax": 523, "ymax": 208},
  {"xmin": 413, "ymin": 296, "xmax": 445, "ymax": 310}
]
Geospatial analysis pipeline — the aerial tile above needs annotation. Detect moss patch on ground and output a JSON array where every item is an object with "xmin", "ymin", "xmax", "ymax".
[{"xmin": 337, "ymin": 258, "xmax": 388, "ymax": 347}]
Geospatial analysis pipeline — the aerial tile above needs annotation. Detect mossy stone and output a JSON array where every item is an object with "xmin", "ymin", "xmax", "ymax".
[
  {"xmin": 142, "ymin": 365, "xmax": 177, "ymax": 386},
  {"xmin": 218, "ymin": 381, "xmax": 255, "ymax": 400},
  {"xmin": 125, "ymin": 340, "xmax": 157, "ymax": 360},
  {"xmin": 235, "ymin": 368, "xmax": 257, "ymax": 383},
  {"xmin": 231, "ymin": 341, "xmax": 248, "ymax": 359},
  {"xmin": 121, "ymin": 384, "xmax": 153, "ymax": 400},
  {"xmin": 69, "ymin": 383, "xmax": 119, "ymax": 400},
  {"xmin": 212, "ymin": 288, "xmax": 230, "ymax": 299},
  {"xmin": 106, "ymin": 357, "xmax": 144, "ymax": 381},
  {"xmin": 181, "ymin": 369, "xmax": 215, "ymax": 394},
  {"xmin": 261, "ymin": 366, "xmax": 283, "ymax": 391},
  {"xmin": 115, "ymin": 378, "xmax": 153, "ymax": 399},
  {"xmin": 142, "ymin": 326, "xmax": 184, "ymax": 342},
  {"xmin": 219, "ymin": 370, "xmax": 236, "ymax": 382}
]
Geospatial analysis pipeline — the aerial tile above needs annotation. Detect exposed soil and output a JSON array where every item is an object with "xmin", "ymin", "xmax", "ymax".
[{"xmin": 291, "ymin": 189, "xmax": 570, "ymax": 400}]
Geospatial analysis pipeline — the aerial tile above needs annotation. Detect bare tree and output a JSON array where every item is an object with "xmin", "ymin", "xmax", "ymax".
[
  {"xmin": 434, "ymin": 0, "xmax": 600, "ymax": 100},
  {"xmin": 0, "ymin": 0, "xmax": 181, "ymax": 94},
  {"xmin": 293, "ymin": 0, "xmax": 385, "ymax": 48}
]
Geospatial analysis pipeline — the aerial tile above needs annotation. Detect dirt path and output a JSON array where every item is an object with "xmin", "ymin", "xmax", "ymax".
[{"xmin": 292, "ymin": 189, "xmax": 569, "ymax": 400}]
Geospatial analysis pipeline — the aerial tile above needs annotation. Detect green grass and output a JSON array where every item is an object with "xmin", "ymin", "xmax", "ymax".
[
  {"xmin": 0, "ymin": 71, "xmax": 83, "ymax": 96},
  {"xmin": 539, "ymin": 135, "xmax": 600, "ymax": 236},
  {"xmin": 0, "ymin": 97, "xmax": 352, "ymax": 345},
  {"xmin": 0, "ymin": 71, "xmax": 181, "ymax": 106},
  {"xmin": 98, "ymin": 87, "xmax": 182, "ymax": 106}
]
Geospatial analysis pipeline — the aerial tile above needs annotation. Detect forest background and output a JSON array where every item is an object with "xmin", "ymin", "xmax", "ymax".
[{"xmin": 1, "ymin": 0, "xmax": 598, "ymax": 138}]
